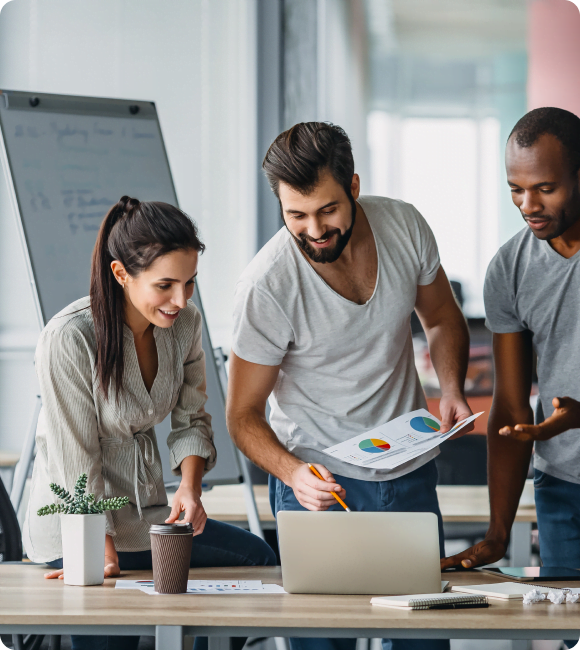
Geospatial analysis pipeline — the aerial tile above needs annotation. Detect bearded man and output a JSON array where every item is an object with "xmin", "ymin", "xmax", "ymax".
[{"xmin": 227, "ymin": 122, "xmax": 473, "ymax": 650}]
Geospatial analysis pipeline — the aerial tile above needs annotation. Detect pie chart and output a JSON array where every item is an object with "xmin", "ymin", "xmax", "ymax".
[
  {"xmin": 410, "ymin": 416, "xmax": 440, "ymax": 434},
  {"xmin": 359, "ymin": 438, "xmax": 391, "ymax": 454}
]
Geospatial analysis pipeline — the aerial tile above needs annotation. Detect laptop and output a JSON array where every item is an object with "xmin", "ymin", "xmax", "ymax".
[{"xmin": 277, "ymin": 511, "xmax": 442, "ymax": 595}]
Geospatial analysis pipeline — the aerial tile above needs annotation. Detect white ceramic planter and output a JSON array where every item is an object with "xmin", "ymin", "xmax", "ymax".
[{"xmin": 60, "ymin": 513, "xmax": 106, "ymax": 586}]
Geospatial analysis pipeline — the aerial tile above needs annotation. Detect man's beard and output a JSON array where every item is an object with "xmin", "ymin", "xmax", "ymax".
[
  {"xmin": 288, "ymin": 196, "xmax": 357, "ymax": 264},
  {"xmin": 524, "ymin": 185, "xmax": 580, "ymax": 241}
]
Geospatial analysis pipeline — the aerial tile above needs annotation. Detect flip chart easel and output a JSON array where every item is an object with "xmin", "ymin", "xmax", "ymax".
[{"xmin": 0, "ymin": 89, "xmax": 263, "ymax": 539}]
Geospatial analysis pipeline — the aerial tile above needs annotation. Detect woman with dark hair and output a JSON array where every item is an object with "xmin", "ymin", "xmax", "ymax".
[{"xmin": 23, "ymin": 196, "xmax": 276, "ymax": 650}]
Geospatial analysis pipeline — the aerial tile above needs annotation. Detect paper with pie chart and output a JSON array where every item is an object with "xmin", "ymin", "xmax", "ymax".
[{"xmin": 322, "ymin": 409, "xmax": 484, "ymax": 470}]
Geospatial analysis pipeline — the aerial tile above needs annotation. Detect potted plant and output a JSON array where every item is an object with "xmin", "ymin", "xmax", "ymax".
[{"xmin": 38, "ymin": 473, "xmax": 129, "ymax": 586}]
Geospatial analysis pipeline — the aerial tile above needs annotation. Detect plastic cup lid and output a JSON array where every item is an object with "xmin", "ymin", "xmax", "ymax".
[{"xmin": 149, "ymin": 523, "xmax": 193, "ymax": 535}]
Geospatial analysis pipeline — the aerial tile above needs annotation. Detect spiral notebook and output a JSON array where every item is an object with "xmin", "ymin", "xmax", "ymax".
[{"xmin": 371, "ymin": 592, "xmax": 489, "ymax": 610}]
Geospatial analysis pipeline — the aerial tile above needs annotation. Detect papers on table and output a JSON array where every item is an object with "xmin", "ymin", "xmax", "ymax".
[
  {"xmin": 322, "ymin": 409, "xmax": 483, "ymax": 471},
  {"xmin": 115, "ymin": 579, "xmax": 287, "ymax": 595}
]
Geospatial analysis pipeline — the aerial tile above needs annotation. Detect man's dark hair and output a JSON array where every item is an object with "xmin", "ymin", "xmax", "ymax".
[
  {"xmin": 262, "ymin": 122, "xmax": 355, "ymax": 198},
  {"xmin": 509, "ymin": 107, "xmax": 580, "ymax": 174}
]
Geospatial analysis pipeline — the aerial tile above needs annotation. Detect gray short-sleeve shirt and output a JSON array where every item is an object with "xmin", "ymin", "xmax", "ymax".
[
  {"xmin": 485, "ymin": 226, "xmax": 580, "ymax": 484},
  {"xmin": 232, "ymin": 195, "xmax": 441, "ymax": 481}
]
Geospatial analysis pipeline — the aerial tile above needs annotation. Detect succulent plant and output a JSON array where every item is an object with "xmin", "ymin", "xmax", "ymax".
[{"xmin": 37, "ymin": 473, "xmax": 129, "ymax": 516}]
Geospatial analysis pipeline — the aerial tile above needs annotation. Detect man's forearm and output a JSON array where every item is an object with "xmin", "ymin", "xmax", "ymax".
[
  {"xmin": 228, "ymin": 408, "xmax": 303, "ymax": 485},
  {"xmin": 486, "ymin": 402, "xmax": 534, "ymax": 544},
  {"xmin": 424, "ymin": 311, "xmax": 469, "ymax": 396}
]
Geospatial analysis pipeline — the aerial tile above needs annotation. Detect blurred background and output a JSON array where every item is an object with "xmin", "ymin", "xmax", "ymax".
[
  {"xmin": 1, "ymin": 1, "xmax": 579, "ymax": 648},
  {"xmin": 2, "ymin": 0, "xmax": 578, "ymax": 461},
  {"xmin": 0, "ymin": 0, "xmax": 579, "ymax": 596}
]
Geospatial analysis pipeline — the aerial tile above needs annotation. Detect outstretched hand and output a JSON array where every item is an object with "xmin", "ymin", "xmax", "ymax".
[
  {"xmin": 441, "ymin": 537, "xmax": 507, "ymax": 571},
  {"xmin": 499, "ymin": 397, "xmax": 580, "ymax": 442}
]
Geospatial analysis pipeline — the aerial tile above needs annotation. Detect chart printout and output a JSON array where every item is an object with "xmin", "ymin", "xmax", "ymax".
[{"xmin": 322, "ymin": 409, "xmax": 483, "ymax": 470}]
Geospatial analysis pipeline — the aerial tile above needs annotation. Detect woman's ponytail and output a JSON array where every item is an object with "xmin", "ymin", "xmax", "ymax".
[
  {"xmin": 90, "ymin": 196, "xmax": 204, "ymax": 401},
  {"xmin": 90, "ymin": 196, "xmax": 140, "ymax": 400}
]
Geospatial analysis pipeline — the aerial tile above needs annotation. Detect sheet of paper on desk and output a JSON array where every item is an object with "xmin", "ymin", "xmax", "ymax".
[
  {"xmin": 322, "ymin": 409, "xmax": 484, "ymax": 470},
  {"xmin": 115, "ymin": 580, "xmax": 287, "ymax": 595}
]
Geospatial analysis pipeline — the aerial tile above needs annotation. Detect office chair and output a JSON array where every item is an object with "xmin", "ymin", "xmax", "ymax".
[
  {"xmin": 0, "ymin": 474, "xmax": 22, "ymax": 562},
  {"xmin": 0, "ymin": 476, "xmax": 61, "ymax": 650}
]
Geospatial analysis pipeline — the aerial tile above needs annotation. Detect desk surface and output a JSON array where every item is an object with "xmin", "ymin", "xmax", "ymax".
[
  {"xmin": 201, "ymin": 485, "xmax": 537, "ymax": 524},
  {"xmin": 0, "ymin": 564, "xmax": 576, "ymax": 632}
]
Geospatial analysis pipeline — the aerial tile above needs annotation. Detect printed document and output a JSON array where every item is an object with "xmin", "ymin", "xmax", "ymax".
[
  {"xmin": 322, "ymin": 409, "xmax": 483, "ymax": 470},
  {"xmin": 116, "ymin": 579, "xmax": 287, "ymax": 595}
]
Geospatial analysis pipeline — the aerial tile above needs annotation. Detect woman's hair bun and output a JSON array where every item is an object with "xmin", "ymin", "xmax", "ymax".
[{"xmin": 117, "ymin": 195, "xmax": 140, "ymax": 215}]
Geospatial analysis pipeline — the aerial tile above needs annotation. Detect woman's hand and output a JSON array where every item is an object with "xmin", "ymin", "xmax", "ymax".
[
  {"xmin": 166, "ymin": 455, "xmax": 208, "ymax": 536},
  {"xmin": 44, "ymin": 534, "xmax": 120, "ymax": 580},
  {"xmin": 165, "ymin": 484, "xmax": 207, "ymax": 536},
  {"xmin": 104, "ymin": 555, "xmax": 121, "ymax": 577},
  {"xmin": 43, "ymin": 560, "xmax": 120, "ymax": 580},
  {"xmin": 44, "ymin": 568, "xmax": 65, "ymax": 580},
  {"xmin": 499, "ymin": 397, "xmax": 580, "ymax": 442}
]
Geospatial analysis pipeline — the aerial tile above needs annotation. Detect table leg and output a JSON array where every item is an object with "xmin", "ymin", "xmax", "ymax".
[
  {"xmin": 208, "ymin": 638, "xmax": 232, "ymax": 650},
  {"xmin": 510, "ymin": 522, "xmax": 532, "ymax": 567},
  {"xmin": 156, "ymin": 625, "xmax": 183, "ymax": 650}
]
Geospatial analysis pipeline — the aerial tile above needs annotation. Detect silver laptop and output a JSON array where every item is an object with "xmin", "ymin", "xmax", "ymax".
[{"xmin": 277, "ymin": 511, "xmax": 441, "ymax": 595}]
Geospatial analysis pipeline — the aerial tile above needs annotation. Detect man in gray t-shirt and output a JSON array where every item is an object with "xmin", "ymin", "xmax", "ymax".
[
  {"xmin": 443, "ymin": 108, "xmax": 580, "ymax": 577},
  {"xmin": 227, "ymin": 122, "xmax": 473, "ymax": 650}
]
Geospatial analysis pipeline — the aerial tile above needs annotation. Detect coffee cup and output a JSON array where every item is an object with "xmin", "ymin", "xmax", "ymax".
[{"xmin": 150, "ymin": 522, "xmax": 193, "ymax": 594}]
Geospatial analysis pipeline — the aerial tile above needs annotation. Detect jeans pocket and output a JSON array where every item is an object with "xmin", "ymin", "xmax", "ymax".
[
  {"xmin": 534, "ymin": 469, "xmax": 550, "ymax": 489},
  {"xmin": 276, "ymin": 479, "xmax": 303, "ymax": 512}
]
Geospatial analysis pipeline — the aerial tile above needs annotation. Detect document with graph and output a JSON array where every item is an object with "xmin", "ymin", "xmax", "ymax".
[{"xmin": 322, "ymin": 409, "xmax": 483, "ymax": 470}]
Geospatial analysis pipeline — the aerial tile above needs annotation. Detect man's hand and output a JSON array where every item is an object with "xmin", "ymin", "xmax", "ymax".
[
  {"xmin": 440, "ymin": 535, "xmax": 508, "ymax": 570},
  {"xmin": 439, "ymin": 393, "xmax": 474, "ymax": 437},
  {"xmin": 289, "ymin": 463, "xmax": 346, "ymax": 511},
  {"xmin": 499, "ymin": 397, "xmax": 580, "ymax": 442},
  {"xmin": 166, "ymin": 484, "xmax": 207, "ymax": 536}
]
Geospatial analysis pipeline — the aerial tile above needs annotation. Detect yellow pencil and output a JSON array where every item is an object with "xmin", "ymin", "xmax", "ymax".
[{"xmin": 308, "ymin": 463, "xmax": 351, "ymax": 512}]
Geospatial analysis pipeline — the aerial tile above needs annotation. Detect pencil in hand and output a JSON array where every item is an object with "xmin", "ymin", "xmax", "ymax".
[{"xmin": 307, "ymin": 463, "xmax": 351, "ymax": 512}]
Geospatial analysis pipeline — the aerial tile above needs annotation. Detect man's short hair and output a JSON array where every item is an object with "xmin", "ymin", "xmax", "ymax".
[
  {"xmin": 509, "ymin": 107, "xmax": 580, "ymax": 174},
  {"xmin": 262, "ymin": 122, "xmax": 355, "ymax": 199}
]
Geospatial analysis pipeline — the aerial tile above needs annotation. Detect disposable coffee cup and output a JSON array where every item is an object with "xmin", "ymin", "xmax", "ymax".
[{"xmin": 150, "ymin": 523, "xmax": 193, "ymax": 594}]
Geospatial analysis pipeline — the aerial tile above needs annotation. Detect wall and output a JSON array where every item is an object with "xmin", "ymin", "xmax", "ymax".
[
  {"xmin": 256, "ymin": 0, "xmax": 371, "ymax": 246},
  {"xmin": 0, "ymin": 0, "xmax": 257, "ymax": 452},
  {"xmin": 528, "ymin": 0, "xmax": 580, "ymax": 116},
  {"xmin": 319, "ymin": 0, "xmax": 370, "ymax": 190}
]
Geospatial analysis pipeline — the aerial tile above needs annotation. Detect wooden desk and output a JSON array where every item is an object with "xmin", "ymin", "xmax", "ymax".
[
  {"xmin": 201, "ymin": 484, "xmax": 536, "ymax": 566},
  {"xmin": 0, "ymin": 564, "xmax": 578, "ymax": 650}
]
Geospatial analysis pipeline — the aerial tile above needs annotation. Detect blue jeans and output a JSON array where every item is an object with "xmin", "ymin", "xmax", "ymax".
[
  {"xmin": 47, "ymin": 518, "xmax": 276, "ymax": 650},
  {"xmin": 269, "ymin": 459, "xmax": 449, "ymax": 650},
  {"xmin": 534, "ymin": 469, "xmax": 580, "ymax": 649}
]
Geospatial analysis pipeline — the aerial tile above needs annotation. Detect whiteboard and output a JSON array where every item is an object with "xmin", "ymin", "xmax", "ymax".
[{"xmin": 0, "ymin": 89, "xmax": 242, "ymax": 487}]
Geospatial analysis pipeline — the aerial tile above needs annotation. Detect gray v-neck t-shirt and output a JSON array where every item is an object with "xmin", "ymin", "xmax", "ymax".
[
  {"xmin": 485, "ymin": 226, "xmax": 580, "ymax": 485},
  {"xmin": 232, "ymin": 195, "xmax": 441, "ymax": 481}
]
